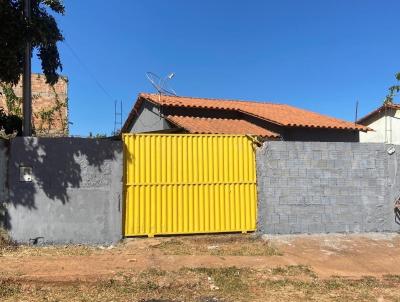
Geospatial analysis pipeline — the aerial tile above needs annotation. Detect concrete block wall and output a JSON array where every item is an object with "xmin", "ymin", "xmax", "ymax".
[
  {"xmin": 257, "ymin": 141, "xmax": 400, "ymax": 234},
  {"xmin": 3, "ymin": 137, "xmax": 123, "ymax": 244}
]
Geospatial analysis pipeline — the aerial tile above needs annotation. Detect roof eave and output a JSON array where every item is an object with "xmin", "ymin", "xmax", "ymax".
[{"xmin": 284, "ymin": 123, "xmax": 370, "ymax": 132}]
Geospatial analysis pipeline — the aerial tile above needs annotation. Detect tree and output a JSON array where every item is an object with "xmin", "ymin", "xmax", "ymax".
[
  {"xmin": 384, "ymin": 72, "xmax": 400, "ymax": 105},
  {"xmin": 0, "ymin": 0, "xmax": 65, "ymax": 85},
  {"xmin": 0, "ymin": 108, "xmax": 22, "ymax": 136}
]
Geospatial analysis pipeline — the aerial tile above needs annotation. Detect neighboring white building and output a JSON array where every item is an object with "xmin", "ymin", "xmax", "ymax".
[{"xmin": 358, "ymin": 103, "xmax": 400, "ymax": 144}]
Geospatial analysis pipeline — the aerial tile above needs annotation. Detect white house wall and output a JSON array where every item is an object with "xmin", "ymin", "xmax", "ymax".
[{"xmin": 360, "ymin": 110, "xmax": 400, "ymax": 144}]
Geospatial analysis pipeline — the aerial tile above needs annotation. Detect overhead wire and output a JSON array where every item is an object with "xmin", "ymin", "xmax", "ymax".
[
  {"xmin": 63, "ymin": 40, "xmax": 115, "ymax": 102},
  {"xmin": 63, "ymin": 40, "xmax": 125, "ymax": 133},
  {"xmin": 63, "ymin": 41, "xmax": 168, "ymax": 130}
]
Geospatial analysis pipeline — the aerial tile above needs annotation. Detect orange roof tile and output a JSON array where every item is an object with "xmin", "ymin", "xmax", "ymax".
[
  {"xmin": 166, "ymin": 115, "xmax": 280, "ymax": 138},
  {"xmin": 139, "ymin": 93, "xmax": 368, "ymax": 132}
]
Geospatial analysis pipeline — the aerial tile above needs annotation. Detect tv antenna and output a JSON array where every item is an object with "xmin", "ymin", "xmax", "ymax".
[
  {"xmin": 146, "ymin": 72, "xmax": 177, "ymax": 96},
  {"xmin": 113, "ymin": 100, "xmax": 122, "ymax": 135}
]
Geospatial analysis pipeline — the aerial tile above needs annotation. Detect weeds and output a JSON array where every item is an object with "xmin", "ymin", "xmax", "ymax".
[
  {"xmin": 186, "ymin": 267, "xmax": 249, "ymax": 295},
  {"xmin": 140, "ymin": 268, "xmax": 167, "ymax": 278},
  {"xmin": 0, "ymin": 228, "xmax": 17, "ymax": 255},
  {"xmin": 153, "ymin": 234, "xmax": 282, "ymax": 256},
  {"xmin": 271, "ymin": 265, "xmax": 317, "ymax": 278},
  {"xmin": 0, "ymin": 244, "xmax": 97, "ymax": 257},
  {"xmin": 1, "ymin": 268, "xmax": 400, "ymax": 301},
  {"xmin": 383, "ymin": 274, "xmax": 400, "ymax": 283},
  {"xmin": 0, "ymin": 279, "xmax": 21, "ymax": 298}
]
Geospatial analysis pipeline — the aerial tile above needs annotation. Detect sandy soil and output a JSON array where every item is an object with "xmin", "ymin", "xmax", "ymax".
[{"xmin": 1, "ymin": 233, "xmax": 400, "ymax": 282}]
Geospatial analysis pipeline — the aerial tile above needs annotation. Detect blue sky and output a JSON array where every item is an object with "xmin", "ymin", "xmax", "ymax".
[{"xmin": 32, "ymin": 0, "xmax": 400, "ymax": 136}]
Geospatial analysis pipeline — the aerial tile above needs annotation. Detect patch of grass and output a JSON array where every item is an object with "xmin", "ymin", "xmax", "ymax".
[
  {"xmin": 187, "ymin": 266, "xmax": 249, "ymax": 294},
  {"xmin": 156, "ymin": 239, "xmax": 184, "ymax": 248},
  {"xmin": 383, "ymin": 274, "xmax": 400, "ymax": 282},
  {"xmin": 1, "ymin": 270, "xmax": 400, "ymax": 302},
  {"xmin": 153, "ymin": 234, "xmax": 282, "ymax": 256},
  {"xmin": 99, "ymin": 277, "xmax": 139, "ymax": 295},
  {"xmin": 100, "ymin": 269, "xmax": 167, "ymax": 295},
  {"xmin": 152, "ymin": 239, "xmax": 191, "ymax": 255},
  {"xmin": 324, "ymin": 278, "xmax": 346, "ymax": 290},
  {"xmin": 93, "ymin": 269, "xmax": 207, "ymax": 301},
  {"xmin": 263, "ymin": 278, "xmax": 313, "ymax": 290},
  {"xmin": 261, "ymin": 275, "xmax": 389, "ymax": 301},
  {"xmin": 0, "ymin": 244, "xmax": 98, "ymax": 257},
  {"xmin": 271, "ymin": 265, "xmax": 317, "ymax": 278},
  {"xmin": 1, "ymin": 232, "xmax": 97, "ymax": 257},
  {"xmin": 139, "ymin": 280, "xmax": 160, "ymax": 291},
  {"xmin": 0, "ymin": 279, "xmax": 21, "ymax": 298},
  {"xmin": 140, "ymin": 268, "xmax": 167, "ymax": 278},
  {"xmin": 0, "ymin": 228, "xmax": 9, "ymax": 246},
  {"xmin": 97, "ymin": 268, "xmax": 192, "ymax": 298},
  {"xmin": 223, "ymin": 241, "xmax": 282, "ymax": 256},
  {"xmin": 140, "ymin": 300, "xmax": 174, "ymax": 302},
  {"xmin": 0, "ymin": 228, "xmax": 17, "ymax": 254},
  {"xmin": 0, "ymin": 227, "xmax": 105, "ymax": 257}
]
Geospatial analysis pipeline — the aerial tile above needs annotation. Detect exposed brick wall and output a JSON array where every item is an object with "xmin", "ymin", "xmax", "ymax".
[
  {"xmin": 257, "ymin": 141, "xmax": 400, "ymax": 234},
  {"xmin": 0, "ymin": 73, "xmax": 68, "ymax": 136}
]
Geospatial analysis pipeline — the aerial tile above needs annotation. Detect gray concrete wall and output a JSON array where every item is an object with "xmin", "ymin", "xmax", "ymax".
[
  {"xmin": 0, "ymin": 139, "xmax": 8, "ymax": 228},
  {"xmin": 257, "ymin": 141, "xmax": 400, "ymax": 234},
  {"xmin": 130, "ymin": 100, "xmax": 171, "ymax": 133},
  {"xmin": 4, "ymin": 137, "xmax": 123, "ymax": 244}
]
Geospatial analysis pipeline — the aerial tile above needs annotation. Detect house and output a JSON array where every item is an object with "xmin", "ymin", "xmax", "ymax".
[
  {"xmin": 358, "ymin": 103, "xmax": 400, "ymax": 144},
  {"xmin": 122, "ymin": 93, "xmax": 369, "ymax": 142},
  {"xmin": 0, "ymin": 73, "xmax": 69, "ymax": 136}
]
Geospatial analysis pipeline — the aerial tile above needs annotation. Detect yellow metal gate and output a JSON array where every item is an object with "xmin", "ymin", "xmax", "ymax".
[{"xmin": 123, "ymin": 134, "xmax": 257, "ymax": 237}]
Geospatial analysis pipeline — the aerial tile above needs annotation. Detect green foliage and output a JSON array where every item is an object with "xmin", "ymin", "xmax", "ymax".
[
  {"xmin": 384, "ymin": 72, "xmax": 400, "ymax": 104},
  {"xmin": 0, "ymin": 108, "xmax": 22, "ymax": 135},
  {"xmin": 89, "ymin": 132, "xmax": 107, "ymax": 138},
  {"xmin": 0, "ymin": 0, "xmax": 64, "ymax": 85},
  {"xmin": 0, "ymin": 83, "xmax": 22, "ymax": 117},
  {"xmin": 0, "ymin": 81, "xmax": 23, "ymax": 136},
  {"xmin": 34, "ymin": 84, "xmax": 67, "ymax": 135}
]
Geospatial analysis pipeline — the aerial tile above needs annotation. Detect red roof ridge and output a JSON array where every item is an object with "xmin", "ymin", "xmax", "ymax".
[{"xmin": 139, "ymin": 92, "xmax": 282, "ymax": 106}]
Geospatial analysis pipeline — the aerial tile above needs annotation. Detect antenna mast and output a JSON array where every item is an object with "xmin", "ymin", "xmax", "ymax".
[
  {"xmin": 354, "ymin": 100, "xmax": 359, "ymax": 124},
  {"xmin": 113, "ymin": 100, "xmax": 122, "ymax": 135}
]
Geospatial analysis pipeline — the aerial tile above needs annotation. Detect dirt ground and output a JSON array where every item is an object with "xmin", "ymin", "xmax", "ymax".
[{"xmin": 1, "ymin": 233, "xmax": 400, "ymax": 301}]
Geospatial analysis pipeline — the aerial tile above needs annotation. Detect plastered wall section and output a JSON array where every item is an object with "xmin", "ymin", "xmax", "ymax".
[{"xmin": 5, "ymin": 137, "xmax": 123, "ymax": 244}]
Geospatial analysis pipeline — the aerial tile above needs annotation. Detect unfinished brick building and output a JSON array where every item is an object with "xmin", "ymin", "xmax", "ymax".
[{"xmin": 0, "ymin": 73, "xmax": 69, "ymax": 136}]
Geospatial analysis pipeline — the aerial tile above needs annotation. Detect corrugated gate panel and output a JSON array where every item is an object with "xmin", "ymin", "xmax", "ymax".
[{"xmin": 123, "ymin": 134, "xmax": 257, "ymax": 237}]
